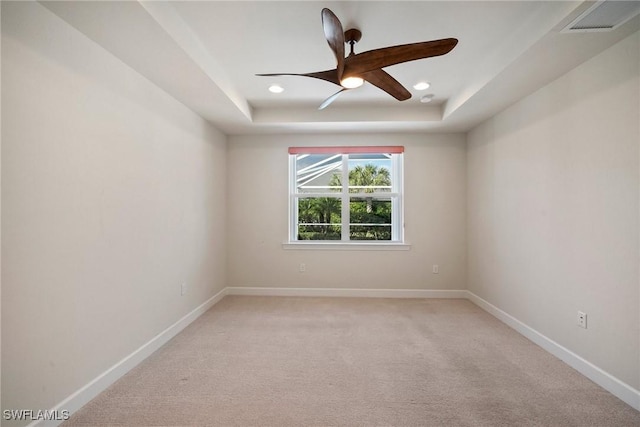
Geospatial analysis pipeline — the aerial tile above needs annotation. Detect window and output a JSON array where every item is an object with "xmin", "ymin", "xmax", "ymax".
[{"xmin": 289, "ymin": 146, "xmax": 404, "ymax": 243}]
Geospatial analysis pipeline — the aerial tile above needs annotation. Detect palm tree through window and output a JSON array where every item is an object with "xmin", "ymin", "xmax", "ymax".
[{"xmin": 289, "ymin": 147, "xmax": 404, "ymax": 243}]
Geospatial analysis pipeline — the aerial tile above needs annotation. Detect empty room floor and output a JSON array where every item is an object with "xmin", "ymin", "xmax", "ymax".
[{"xmin": 63, "ymin": 296, "xmax": 640, "ymax": 426}]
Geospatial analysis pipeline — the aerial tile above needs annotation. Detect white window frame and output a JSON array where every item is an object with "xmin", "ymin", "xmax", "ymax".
[{"xmin": 285, "ymin": 146, "xmax": 408, "ymax": 250}]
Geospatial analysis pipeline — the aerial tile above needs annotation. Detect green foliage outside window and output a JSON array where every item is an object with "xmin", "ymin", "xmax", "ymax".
[{"xmin": 298, "ymin": 164, "xmax": 392, "ymax": 241}]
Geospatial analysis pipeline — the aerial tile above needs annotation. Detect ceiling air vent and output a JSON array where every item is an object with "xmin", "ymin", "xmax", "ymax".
[{"xmin": 562, "ymin": 0, "xmax": 640, "ymax": 33}]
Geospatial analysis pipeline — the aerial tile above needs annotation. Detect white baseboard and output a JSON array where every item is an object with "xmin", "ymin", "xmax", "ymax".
[
  {"xmin": 226, "ymin": 286, "xmax": 468, "ymax": 299},
  {"xmin": 32, "ymin": 286, "xmax": 638, "ymax": 426},
  {"xmin": 29, "ymin": 287, "xmax": 228, "ymax": 427},
  {"xmin": 466, "ymin": 291, "xmax": 640, "ymax": 411}
]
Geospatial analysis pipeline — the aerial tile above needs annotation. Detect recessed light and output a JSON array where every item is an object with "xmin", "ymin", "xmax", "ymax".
[
  {"xmin": 269, "ymin": 84, "xmax": 284, "ymax": 94},
  {"xmin": 420, "ymin": 94, "xmax": 434, "ymax": 103},
  {"xmin": 413, "ymin": 81, "xmax": 430, "ymax": 90}
]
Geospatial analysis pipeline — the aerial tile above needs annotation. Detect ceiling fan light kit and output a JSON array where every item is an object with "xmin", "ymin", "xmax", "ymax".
[
  {"xmin": 340, "ymin": 76, "xmax": 365, "ymax": 89},
  {"xmin": 257, "ymin": 8, "xmax": 457, "ymax": 109}
]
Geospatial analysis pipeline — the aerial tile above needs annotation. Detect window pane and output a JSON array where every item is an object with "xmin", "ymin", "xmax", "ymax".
[
  {"xmin": 289, "ymin": 150, "xmax": 402, "ymax": 243},
  {"xmin": 347, "ymin": 153, "xmax": 392, "ymax": 194},
  {"xmin": 349, "ymin": 198, "xmax": 392, "ymax": 241},
  {"xmin": 297, "ymin": 197, "xmax": 342, "ymax": 240},
  {"xmin": 296, "ymin": 154, "xmax": 342, "ymax": 194}
]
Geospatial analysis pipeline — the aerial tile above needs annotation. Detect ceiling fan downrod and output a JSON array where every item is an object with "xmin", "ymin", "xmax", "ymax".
[{"xmin": 344, "ymin": 28, "xmax": 362, "ymax": 56}]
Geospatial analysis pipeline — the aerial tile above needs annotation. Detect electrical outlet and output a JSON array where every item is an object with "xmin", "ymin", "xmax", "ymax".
[
  {"xmin": 181, "ymin": 282, "xmax": 187, "ymax": 296},
  {"xmin": 299, "ymin": 263, "xmax": 306, "ymax": 273},
  {"xmin": 432, "ymin": 264, "xmax": 439, "ymax": 274},
  {"xmin": 577, "ymin": 311, "xmax": 587, "ymax": 329}
]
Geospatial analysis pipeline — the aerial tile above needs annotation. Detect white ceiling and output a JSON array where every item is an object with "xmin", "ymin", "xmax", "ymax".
[{"xmin": 42, "ymin": 1, "xmax": 640, "ymax": 135}]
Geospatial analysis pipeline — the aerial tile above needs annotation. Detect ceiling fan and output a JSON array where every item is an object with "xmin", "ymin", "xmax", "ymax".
[{"xmin": 257, "ymin": 8, "xmax": 458, "ymax": 109}]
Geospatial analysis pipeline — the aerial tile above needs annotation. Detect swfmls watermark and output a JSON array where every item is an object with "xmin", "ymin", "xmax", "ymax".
[{"xmin": 3, "ymin": 409, "xmax": 70, "ymax": 422}]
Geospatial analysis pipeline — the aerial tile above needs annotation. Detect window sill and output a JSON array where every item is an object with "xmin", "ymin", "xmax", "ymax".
[{"xmin": 282, "ymin": 242, "xmax": 411, "ymax": 251}]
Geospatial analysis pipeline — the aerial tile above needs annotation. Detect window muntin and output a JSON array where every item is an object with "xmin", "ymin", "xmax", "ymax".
[{"xmin": 290, "ymin": 147, "xmax": 403, "ymax": 243}]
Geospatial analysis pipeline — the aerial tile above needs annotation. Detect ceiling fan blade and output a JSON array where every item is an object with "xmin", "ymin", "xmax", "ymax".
[
  {"xmin": 361, "ymin": 69, "xmax": 411, "ymax": 101},
  {"xmin": 256, "ymin": 69, "xmax": 341, "ymax": 86},
  {"xmin": 345, "ymin": 38, "xmax": 458, "ymax": 75},
  {"xmin": 321, "ymin": 8, "xmax": 345, "ymax": 80},
  {"xmin": 319, "ymin": 88, "xmax": 347, "ymax": 110}
]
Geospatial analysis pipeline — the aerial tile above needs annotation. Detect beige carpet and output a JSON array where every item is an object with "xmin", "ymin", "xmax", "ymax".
[{"xmin": 64, "ymin": 296, "xmax": 639, "ymax": 426}]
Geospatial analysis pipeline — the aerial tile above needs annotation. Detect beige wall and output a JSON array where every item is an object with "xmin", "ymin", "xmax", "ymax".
[
  {"xmin": 2, "ymin": 0, "xmax": 638, "ymax": 419},
  {"xmin": 467, "ymin": 31, "xmax": 639, "ymax": 389},
  {"xmin": 1, "ymin": 1, "xmax": 227, "ymax": 419},
  {"xmin": 227, "ymin": 133, "xmax": 467, "ymax": 290}
]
